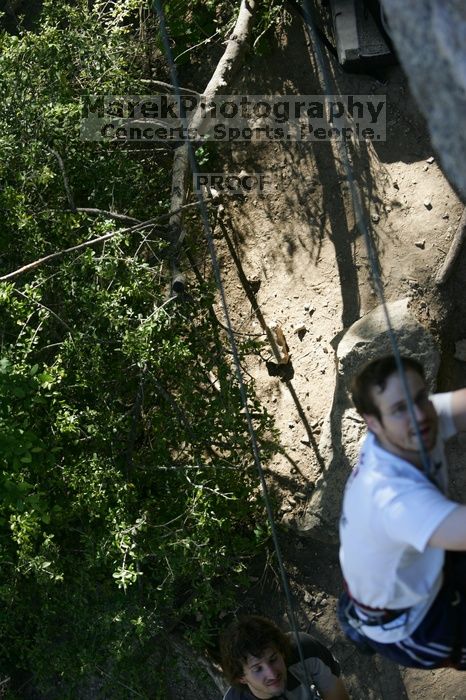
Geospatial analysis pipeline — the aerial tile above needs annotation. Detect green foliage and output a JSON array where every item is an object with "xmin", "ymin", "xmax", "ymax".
[
  {"xmin": 253, "ymin": 1, "xmax": 285, "ymax": 55},
  {"xmin": 161, "ymin": 0, "xmax": 233, "ymax": 64},
  {"xmin": 0, "ymin": 1, "xmax": 278, "ymax": 696}
]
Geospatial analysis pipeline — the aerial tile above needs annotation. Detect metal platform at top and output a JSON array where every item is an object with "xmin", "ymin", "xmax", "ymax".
[{"xmin": 329, "ymin": 0, "xmax": 396, "ymax": 70}]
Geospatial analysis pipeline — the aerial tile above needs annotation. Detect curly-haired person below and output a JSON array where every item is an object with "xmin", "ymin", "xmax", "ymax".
[{"xmin": 219, "ymin": 615, "xmax": 350, "ymax": 699}]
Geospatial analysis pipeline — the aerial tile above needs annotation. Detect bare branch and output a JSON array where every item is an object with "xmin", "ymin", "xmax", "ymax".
[
  {"xmin": 140, "ymin": 79, "xmax": 200, "ymax": 95},
  {"xmin": 72, "ymin": 208, "xmax": 141, "ymax": 225},
  {"xmin": 198, "ymin": 0, "xmax": 257, "ymax": 110},
  {"xmin": 164, "ymin": 0, "xmax": 257, "ymax": 267},
  {"xmin": 216, "ymin": 214, "xmax": 284, "ymax": 364},
  {"xmin": 150, "ymin": 373, "xmax": 197, "ymax": 444},
  {"xmin": 184, "ymin": 473, "xmax": 234, "ymax": 500},
  {"xmin": 0, "ymin": 201, "xmax": 208, "ymax": 282},
  {"xmin": 94, "ymin": 667, "xmax": 145, "ymax": 699},
  {"xmin": 0, "ymin": 230, "xmax": 131, "ymax": 282},
  {"xmin": 125, "ymin": 365, "xmax": 147, "ymax": 475},
  {"xmin": 46, "ymin": 147, "xmax": 76, "ymax": 212},
  {"xmin": 13, "ymin": 288, "xmax": 73, "ymax": 332},
  {"xmin": 174, "ymin": 31, "xmax": 219, "ymax": 63}
]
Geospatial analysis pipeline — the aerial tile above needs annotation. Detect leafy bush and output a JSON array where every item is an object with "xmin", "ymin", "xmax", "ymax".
[{"xmin": 0, "ymin": 1, "xmax": 277, "ymax": 696}]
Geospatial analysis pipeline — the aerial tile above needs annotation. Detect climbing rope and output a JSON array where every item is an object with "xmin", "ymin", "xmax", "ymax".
[
  {"xmin": 153, "ymin": 2, "xmax": 315, "ymax": 697},
  {"xmin": 300, "ymin": 0, "xmax": 432, "ymax": 479},
  {"xmin": 154, "ymin": 0, "xmax": 435, "ymax": 693}
]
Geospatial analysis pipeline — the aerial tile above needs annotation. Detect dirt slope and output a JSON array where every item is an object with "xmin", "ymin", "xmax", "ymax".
[{"xmin": 209, "ymin": 8, "xmax": 466, "ymax": 700}]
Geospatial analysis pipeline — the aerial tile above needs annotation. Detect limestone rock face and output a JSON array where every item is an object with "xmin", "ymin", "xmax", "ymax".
[
  {"xmin": 295, "ymin": 299, "xmax": 440, "ymax": 542},
  {"xmin": 381, "ymin": 0, "xmax": 466, "ymax": 201}
]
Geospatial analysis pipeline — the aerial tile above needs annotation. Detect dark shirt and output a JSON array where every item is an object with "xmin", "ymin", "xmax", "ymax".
[{"xmin": 223, "ymin": 632, "xmax": 340, "ymax": 700}]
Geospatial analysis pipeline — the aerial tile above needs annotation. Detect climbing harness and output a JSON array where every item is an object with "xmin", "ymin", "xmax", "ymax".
[{"xmin": 343, "ymin": 590, "xmax": 410, "ymax": 629}]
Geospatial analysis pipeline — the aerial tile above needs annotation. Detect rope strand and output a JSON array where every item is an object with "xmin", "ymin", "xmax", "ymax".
[
  {"xmin": 153, "ymin": 2, "xmax": 315, "ymax": 697},
  {"xmin": 300, "ymin": 0, "xmax": 432, "ymax": 478}
]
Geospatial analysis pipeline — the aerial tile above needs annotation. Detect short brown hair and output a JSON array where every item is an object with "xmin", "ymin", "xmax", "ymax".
[
  {"xmin": 219, "ymin": 615, "xmax": 291, "ymax": 686},
  {"xmin": 351, "ymin": 355, "xmax": 425, "ymax": 420}
]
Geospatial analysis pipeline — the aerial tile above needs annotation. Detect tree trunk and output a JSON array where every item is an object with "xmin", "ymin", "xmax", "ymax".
[{"xmin": 166, "ymin": 0, "xmax": 257, "ymax": 289}]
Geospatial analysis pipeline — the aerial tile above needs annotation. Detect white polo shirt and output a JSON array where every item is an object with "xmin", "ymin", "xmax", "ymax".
[{"xmin": 339, "ymin": 392, "xmax": 459, "ymax": 642}]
